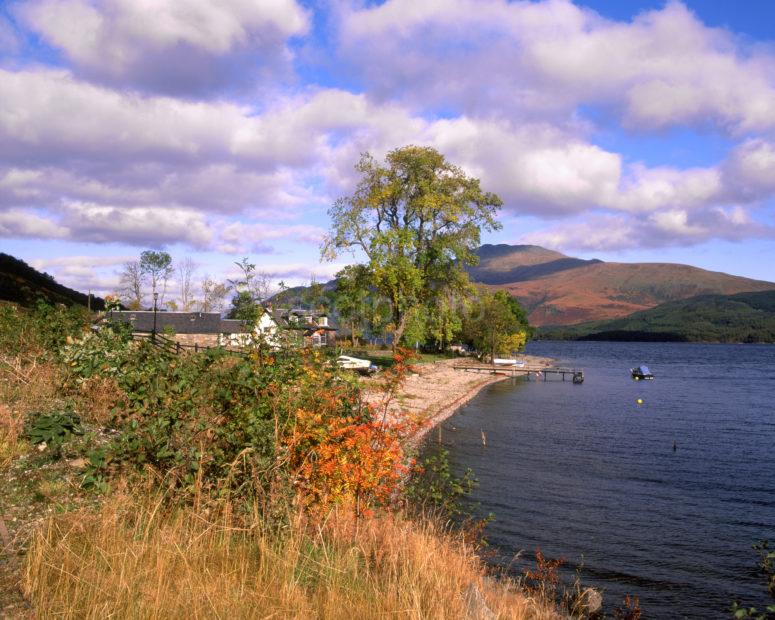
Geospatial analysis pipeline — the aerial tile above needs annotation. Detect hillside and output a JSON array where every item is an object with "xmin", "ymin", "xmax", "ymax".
[
  {"xmin": 537, "ymin": 290, "xmax": 775, "ymax": 343},
  {"xmin": 0, "ymin": 253, "xmax": 105, "ymax": 309},
  {"xmin": 472, "ymin": 245, "xmax": 775, "ymax": 326}
]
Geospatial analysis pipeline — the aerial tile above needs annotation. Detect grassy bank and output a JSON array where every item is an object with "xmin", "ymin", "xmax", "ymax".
[
  {"xmin": 1, "ymin": 303, "xmax": 564, "ymax": 618},
  {"xmin": 23, "ymin": 492, "xmax": 554, "ymax": 619}
]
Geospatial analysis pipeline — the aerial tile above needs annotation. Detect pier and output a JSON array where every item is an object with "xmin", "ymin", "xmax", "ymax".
[{"xmin": 452, "ymin": 363, "xmax": 584, "ymax": 383}]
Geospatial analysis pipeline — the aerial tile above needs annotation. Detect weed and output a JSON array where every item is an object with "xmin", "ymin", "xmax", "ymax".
[{"xmin": 24, "ymin": 409, "xmax": 82, "ymax": 458}]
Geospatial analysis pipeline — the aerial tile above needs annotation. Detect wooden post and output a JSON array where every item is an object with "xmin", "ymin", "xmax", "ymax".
[
  {"xmin": 176, "ymin": 342, "xmax": 180, "ymax": 354},
  {"xmin": 194, "ymin": 343, "xmax": 198, "ymax": 353}
]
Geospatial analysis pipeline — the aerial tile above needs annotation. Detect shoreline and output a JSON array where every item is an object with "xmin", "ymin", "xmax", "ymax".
[{"xmin": 365, "ymin": 355, "xmax": 553, "ymax": 446}]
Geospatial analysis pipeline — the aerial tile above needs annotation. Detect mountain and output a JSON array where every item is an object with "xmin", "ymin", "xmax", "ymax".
[
  {"xmin": 537, "ymin": 290, "xmax": 775, "ymax": 343},
  {"xmin": 0, "ymin": 253, "xmax": 105, "ymax": 309},
  {"xmin": 471, "ymin": 245, "xmax": 775, "ymax": 326},
  {"xmin": 467, "ymin": 244, "xmax": 602, "ymax": 285}
]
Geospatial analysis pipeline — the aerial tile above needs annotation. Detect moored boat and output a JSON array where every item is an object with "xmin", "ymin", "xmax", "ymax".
[{"xmin": 631, "ymin": 365, "xmax": 654, "ymax": 380}]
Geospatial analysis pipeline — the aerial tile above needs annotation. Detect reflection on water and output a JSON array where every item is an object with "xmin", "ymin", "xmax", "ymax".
[{"xmin": 425, "ymin": 342, "xmax": 775, "ymax": 619}]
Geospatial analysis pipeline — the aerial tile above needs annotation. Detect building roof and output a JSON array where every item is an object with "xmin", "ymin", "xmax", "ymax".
[
  {"xmin": 219, "ymin": 319, "xmax": 253, "ymax": 334},
  {"xmin": 106, "ymin": 310, "xmax": 229, "ymax": 334},
  {"xmin": 105, "ymin": 308, "xmax": 333, "ymax": 334}
]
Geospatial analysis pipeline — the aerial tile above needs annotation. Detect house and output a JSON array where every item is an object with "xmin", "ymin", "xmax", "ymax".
[
  {"xmin": 271, "ymin": 308, "xmax": 337, "ymax": 348},
  {"xmin": 103, "ymin": 307, "xmax": 335, "ymax": 348}
]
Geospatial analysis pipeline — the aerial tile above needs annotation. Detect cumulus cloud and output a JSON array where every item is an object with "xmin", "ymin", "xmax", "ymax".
[
  {"xmin": 339, "ymin": 0, "xmax": 775, "ymax": 132},
  {"xmin": 2, "ymin": 1, "xmax": 775, "ymax": 265},
  {"xmin": 16, "ymin": 0, "xmax": 309, "ymax": 96},
  {"xmin": 0, "ymin": 201, "xmax": 213, "ymax": 247},
  {"xmin": 0, "ymin": 209, "xmax": 68, "ymax": 239},
  {"xmin": 217, "ymin": 222, "xmax": 326, "ymax": 254},
  {"xmin": 29, "ymin": 254, "xmax": 128, "ymax": 294},
  {"xmin": 520, "ymin": 206, "xmax": 773, "ymax": 251}
]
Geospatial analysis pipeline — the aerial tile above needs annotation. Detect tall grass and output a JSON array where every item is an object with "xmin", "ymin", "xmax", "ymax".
[{"xmin": 23, "ymin": 492, "xmax": 558, "ymax": 619}]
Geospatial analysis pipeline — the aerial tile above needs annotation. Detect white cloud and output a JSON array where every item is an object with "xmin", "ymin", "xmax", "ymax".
[
  {"xmin": 339, "ymin": 0, "xmax": 775, "ymax": 132},
  {"xmin": 217, "ymin": 222, "xmax": 326, "ymax": 254},
  {"xmin": 16, "ymin": 0, "xmax": 309, "ymax": 96},
  {"xmin": 60, "ymin": 202, "xmax": 213, "ymax": 247},
  {"xmin": 520, "ymin": 206, "xmax": 773, "ymax": 251},
  {"xmin": 722, "ymin": 139, "xmax": 775, "ymax": 201},
  {"xmin": 0, "ymin": 209, "xmax": 68, "ymax": 238}
]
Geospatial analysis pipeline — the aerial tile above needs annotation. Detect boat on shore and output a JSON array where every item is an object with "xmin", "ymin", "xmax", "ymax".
[
  {"xmin": 336, "ymin": 355, "xmax": 379, "ymax": 375},
  {"xmin": 631, "ymin": 365, "xmax": 654, "ymax": 380}
]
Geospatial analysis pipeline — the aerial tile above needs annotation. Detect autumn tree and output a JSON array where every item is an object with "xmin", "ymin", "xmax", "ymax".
[{"xmin": 323, "ymin": 146, "xmax": 502, "ymax": 346}]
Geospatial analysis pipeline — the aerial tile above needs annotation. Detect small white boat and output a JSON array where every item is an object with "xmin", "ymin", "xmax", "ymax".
[
  {"xmin": 336, "ymin": 355, "xmax": 378, "ymax": 375},
  {"xmin": 493, "ymin": 358, "xmax": 527, "ymax": 367}
]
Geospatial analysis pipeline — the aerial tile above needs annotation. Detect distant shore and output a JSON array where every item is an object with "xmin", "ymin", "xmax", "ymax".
[{"xmin": 365, "ymin": 355, "xmax": 553, "ymax": 445}]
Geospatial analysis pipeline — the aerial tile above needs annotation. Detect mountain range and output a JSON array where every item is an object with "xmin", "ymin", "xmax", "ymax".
[{"xmin": 470, "ymin": 244, "xmax": 775, "ymax": 326}]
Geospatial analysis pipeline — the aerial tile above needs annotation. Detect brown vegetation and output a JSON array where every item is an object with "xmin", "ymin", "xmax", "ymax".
[{"xmin": 23, "ymin": 492, "xmax": 558, "ymax": 619}]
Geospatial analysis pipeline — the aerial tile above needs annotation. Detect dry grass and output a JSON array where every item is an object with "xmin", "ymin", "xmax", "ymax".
[
  {"xmin": 0, "ymin": 354, "xmax": 61, "ymax": 413},
  {"xmin": 74, "ymin": 375, "xmax": 127, "ymax": 426},
  {"xmin": 23, "ymin": 493, "xmax": 558, "ymax": 619},
  {"xmin": 0, "ymin": 354, "xmax": 62, "ymax": 468},
  {"xmin": 0, "ymin": 403, "xmax": 25, "ymax": 467}
]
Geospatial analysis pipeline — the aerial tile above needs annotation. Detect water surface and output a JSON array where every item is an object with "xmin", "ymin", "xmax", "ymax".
[{"xmin": 427, "ymin": 342, "xmax": 775, "ymax": 618}]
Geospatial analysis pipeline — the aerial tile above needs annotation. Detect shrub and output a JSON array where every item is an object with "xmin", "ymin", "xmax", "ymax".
[{"xmin": 24, "ymin": 409, "xmax": 83, "ymax": 457}]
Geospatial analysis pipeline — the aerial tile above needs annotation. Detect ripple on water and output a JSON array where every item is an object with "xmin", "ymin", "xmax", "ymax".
[{"xmin": 427, "ymin": 342, "xmax": 775, "ymax": 620}]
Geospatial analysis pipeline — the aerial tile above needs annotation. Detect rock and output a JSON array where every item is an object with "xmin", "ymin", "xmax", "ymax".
[
  {"xmin": 578, "ymin": 587, "xmax": 603, "ymax": 616},
  {"xmin": 463, "ymin": 583, "xmax": 496, "ymax": 620},
  {"xmin": 68, "ymin": 458, "xmax": 87, "ymax": 469},
  {"xmin": 36, "ymin": 442, "xmax": 47, "ymax": 452}
]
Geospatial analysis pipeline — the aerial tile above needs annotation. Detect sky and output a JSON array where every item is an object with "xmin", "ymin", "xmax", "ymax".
[{"xmin": 1, "ymin": 0, "xmax": 774, "ymax": 303}]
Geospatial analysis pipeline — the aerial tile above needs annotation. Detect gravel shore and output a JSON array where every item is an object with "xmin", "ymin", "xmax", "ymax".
[{"xmin": 365, "ymin": 355, "xmax": 553, "ymax": 445}]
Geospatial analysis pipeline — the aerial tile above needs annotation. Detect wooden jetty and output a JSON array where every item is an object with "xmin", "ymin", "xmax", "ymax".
[{"xmin": 452, "ymin": 363, "xmax": 584, "ymax": 383}]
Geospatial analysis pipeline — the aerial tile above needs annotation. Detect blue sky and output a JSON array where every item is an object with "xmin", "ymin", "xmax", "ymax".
[{"xmin": 0, "ymin": 0, "xmax": 774, "ymax": 304}]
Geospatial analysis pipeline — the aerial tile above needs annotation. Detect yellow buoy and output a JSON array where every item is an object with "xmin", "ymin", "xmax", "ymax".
[{"xmin": 636, "ymin": 398, "xmax": 644, "ymax": 405}]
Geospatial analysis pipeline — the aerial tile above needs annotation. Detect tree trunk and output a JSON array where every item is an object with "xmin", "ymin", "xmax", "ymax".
[{"xmin": 392, "ymin": 312, "xmax": 409, "ymax": 352}]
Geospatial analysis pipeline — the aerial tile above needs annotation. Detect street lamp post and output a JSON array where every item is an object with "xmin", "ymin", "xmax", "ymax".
[{"xmin": 152, "ymin": 292, "xmax": 159, "ymax": 342}]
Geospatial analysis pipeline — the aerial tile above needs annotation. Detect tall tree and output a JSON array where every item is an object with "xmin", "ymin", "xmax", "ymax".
[
  {"xmin": 227, "ymin": 258, "xmax": 272, "ymax": 321},
  {"xmin": 301, "ymin": 276, "xmax": 325, "ymax": 311},
  {"xmin": 177, "ymin": 257, "xmax": 197, "ymax": 311},
  {"xmin": 118, "ymin": 260, "xmax": 145, "ymax": 310},
  {"xmin": 200, "ymin": 277, "xmax": 229, "ymax": 313},
  {"xmin": 464, "ymin": 291, "xmax": 529, "ymax": 361},
  {"xmin": 334, "ymin": 264, "xmax": 371, "ymax": 347},
  {"xmin": 323, "ymin": 146, "xmax": 502, "ymax": 346},
  {"xmin": 140, "ymin": 250, "xmax": 173, "ymax": 306}
]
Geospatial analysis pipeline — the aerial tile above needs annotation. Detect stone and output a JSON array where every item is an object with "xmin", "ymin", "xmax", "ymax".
[
  {"xmin": 463, "ymin": 583, "xmax": 496, "ymax": 620},
  {"xmin": 578, "ymin": 587, "xmax": 603, "ymax": 616}
]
